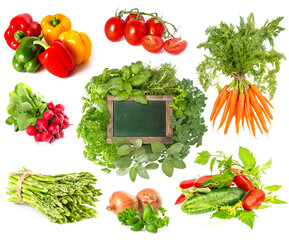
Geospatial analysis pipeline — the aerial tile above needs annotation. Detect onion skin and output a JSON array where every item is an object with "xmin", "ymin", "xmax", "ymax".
[
  {"xmin": 136, "ymin": 188, "xmax": 162, "ymax": 212},
  {"xmin": 106, "ymin": 191, "xmax": 139, "ymax": 215}
]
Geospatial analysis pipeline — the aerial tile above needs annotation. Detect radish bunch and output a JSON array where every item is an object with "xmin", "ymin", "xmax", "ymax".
[{"xmin": 26, "ymin": 102, "xmax": 70, "ymax": 143}]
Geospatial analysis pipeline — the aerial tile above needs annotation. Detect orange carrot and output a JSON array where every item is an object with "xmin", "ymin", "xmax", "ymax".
[
  {"xmin": 210, "ymin": 85, "xmax": 229, "ymax": 121},
  {"xmin": 213, "ymin": 90, "xmax": 229, "ymax": 128},
  {"xmin": 217, "ymin": 91, "xmax": 232, "ymax": 131},
  {"xmin": 245, "ymin": 91, "xmax": 251, "ymax": 130},
  {"xmin": 259, "ymin": 103, "xmax": 271, "ymax": 125},
  {"xmin": 248, "ymin": 89, "xmax": 268, "ymax": 134},
  {"xmin": 235, "ymin": 93, "xmax": 245, "ymax": 134},
  {"xmin": 250, "ymin": 84, "xmax": 273, "ymax": 119},
  {"xmin": 224, "ymin": 89, "xmax": 239, "ymax": 135},
  {"xmin": 250, "ymin": 107, "xmax": 263, "ymax": 134},
  {"xmin": 241, "ymin": 104, "xmax": 245, "ymax": 130},
  {"xmin": 243, "ymin": 104, "xmax": 251, "ymax": 134}
]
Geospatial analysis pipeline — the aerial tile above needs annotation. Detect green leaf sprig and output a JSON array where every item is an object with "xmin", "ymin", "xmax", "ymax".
[
  {"xmin": 117, "ymin": 204, "xmax": 169, "ymax": 233},
  {"xmin": 197, "ymin": 13, "xmax": 285, "ymax": 99}
]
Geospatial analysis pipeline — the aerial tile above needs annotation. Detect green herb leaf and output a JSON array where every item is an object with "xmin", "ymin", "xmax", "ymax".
[
  {"xmin": 116, "ymin": 91, "xmax": 130, "ymax": 101},
  {"xmin": 132, "ymin": 89, "xmax": 147, "ymax": 104},
  {"xmin": 211, "ymin": 210, "xmax": 234, "ymax": 220},
  {"xmin": 130, "ymin": 221, "xmax": 144, "ymax": 231},
  {"xmin": 202, "ymin": 174, "xmax": 232, "ymax": 189},
  {"xmin": 145, "ymin": 221, "xmax": 158, "ymax": 233},
  {"xmin": 129, "ymin": 167, "xmax": 137, "ymax": 182},
  {"xmin": 123, "ymin": 82, "xmax": 132, "ymax": 95},
  {"xmin": 133, "ymin": 139, "xmax": 142, "ymax": 149},
  {"xmin": 135, "ymin": 154, "xmax": 149, "ymax": 163},
  {"xmin": 112, "ymin": 137, "xmax": 131, "ymax": 147},
  {"xmin": 236, "ymin": 210, "xmax": 256, "ymax": 229},
  {"xmin": 265, "ymin": 185, "xmax": 282, "ymax": 192},
  {"xmin": 151, "ymin": 141, "xmax": 165, "ymax": 154},
  {"xmin": 136, "ymin": 164, "xmax": 149, "ymax": 179},
  {"xmin": 143, "ymin": 204, "xmax": 154, "ymax": 221},
  {"xmin": 162, "ymin": 160, "xmax": 174, "ymax": 177},
  {"xmin": 167, "ymin": 143, "xmax": 182, "ymax": 155},
  {"xmin": 94, "ymin": 98, "xmax": 107, "ymax": 112},
  {"xmin": 238, "ymin": 146, "xmax": 256, "ymax": 170},
  {"xmin": 117, "ymin": 145, "xmax": 131, "ymax": 156},
  {"xmin": 173, "ymin": 160, "xmax": 186, "ymax": 169},
  {"xmin": 116, "ymin": 168, "xmax": 129, "ymax": 176},
  {"xmin": 147, "ymin": 153, "xmax": 160, "ymax": 161},
  {"xmin": 145, "ymin": 163, "xmax": 159, "ymax": 169},
  {"xmin": 113, "ymin": 157, "xmax": 132, "ymax": 168}
]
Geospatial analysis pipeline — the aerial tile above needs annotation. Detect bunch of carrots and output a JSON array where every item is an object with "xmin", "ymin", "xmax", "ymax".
[{"xmin": 210, "ymin": 78, "xmax": 273, "ymax": 136}]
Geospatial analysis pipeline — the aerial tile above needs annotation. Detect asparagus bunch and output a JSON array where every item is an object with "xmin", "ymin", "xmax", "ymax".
[{"xmin": 7, "ymin": 168, "xmax": 102, "ymax": 224}]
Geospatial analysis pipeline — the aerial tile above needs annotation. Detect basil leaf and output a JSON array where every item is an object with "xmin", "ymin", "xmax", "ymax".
[
  {"xmin": 116, "ymin": 91, "xmax": 130, "ymax": 101},
  {"xmin": 129, "ymin": 75, "xmax": 149, "ymax": 86},
  {"xmin": 123, "ymin": 82, "xmax": 132, "ymax": 95},
  {"xmin": 130, "ymin": 221, "xmax": 144, "ymax": 231},
  {"xmin": 130, "ymin": 61, "xmax": 143, "ymax": 75},
  {"xmin": 94, "ymin": 98, "xmax": 107, "ymax": 112},
  {"xmin": 132, "ymin": 89, "xmax": 147, "ymax": 104},
  {"xmin": 121, "ymin": 65, "xmax": 131, "ymax": 80},
  {"xmin": 145, "ymin": 221, "xmax": 158, "ymax": 233},
  {"xmin": 143, "ymin": 204, "xmax": 154, "ymax": 221}
]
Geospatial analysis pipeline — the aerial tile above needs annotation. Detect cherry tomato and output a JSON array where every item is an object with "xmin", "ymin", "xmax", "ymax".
[
  {"xmin": 164, "ymin": 38, "xmax": 188, "ymax": 55},
  {"xmin": 194, "ymin": 175, "xmax": 215, "ymax": 188},
  {"xmin": 125, "ymin": 14, "xmax": 145, "ymax": 23},
  {"xmin": 146, "ymin": 17, "xmax": 165, "ymax": 37},
  {"xmin": 124, "ymin": 19, "xmax": 147, "ymax": 46},
  {"xmin": 179, "ymin": 179, "xmax": 196, "ymax": 189},
  {"xmin": 175, "ymin": 194, "xmax": 186, "ymax": 205},
  {"xmin": 242, "ymin": 189, "xmax": 266, "ymax": 211},
  {"xmin": 232, "ymin": 168, "xmax": 255, "ymax": 192},
  {"xmin": 141, "ymin": 35, "xmax": 164, "ymax": 53},
  {"xmin": 104, "ymin": 17, "xmax": 125, "ymax": 42}
]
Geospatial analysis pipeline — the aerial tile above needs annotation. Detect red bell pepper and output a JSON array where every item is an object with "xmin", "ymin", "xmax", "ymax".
[
  {"xmin": 34, "ymin": 39, "xmax": 75, "ymax": 78},
  {"xmin": 4, "ymin": 13, "xmax": 41, "ymax": 50}
]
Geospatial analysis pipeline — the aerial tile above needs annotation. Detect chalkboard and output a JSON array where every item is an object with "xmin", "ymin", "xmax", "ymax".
[{"xmin": 107, "ymin": 95, "xmax": 173, "ymax": 144}]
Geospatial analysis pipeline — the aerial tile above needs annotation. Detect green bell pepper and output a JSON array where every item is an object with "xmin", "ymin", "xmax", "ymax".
[{"xmin": 12, "ymin": 34, "xmax": 44, "ymax": 73}]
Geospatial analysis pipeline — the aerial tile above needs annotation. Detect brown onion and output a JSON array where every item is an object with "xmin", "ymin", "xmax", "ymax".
[
  {"xmin": 106, "ymin": 191, "xmax": 139, "ymax": 214},
  {"xmin": 136, "ymin": 188, "xmax": 162, "ymax": 212}
]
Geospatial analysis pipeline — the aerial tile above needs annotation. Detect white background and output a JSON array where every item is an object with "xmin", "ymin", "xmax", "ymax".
[{"xmin": 0, "ymin": 0, "xmax": 288, "ymax": 239}]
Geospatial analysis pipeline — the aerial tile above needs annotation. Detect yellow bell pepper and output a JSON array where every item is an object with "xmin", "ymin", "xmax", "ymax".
[
  {"xmin": 41, "ymin": 14, "xmax": 71, "ymax": 44},
  {"xmin": 58, "ymin": 30, "xmax": 92, "ymax": 64}
]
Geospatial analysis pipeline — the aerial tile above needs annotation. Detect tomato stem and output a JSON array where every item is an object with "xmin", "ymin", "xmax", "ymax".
[{"xmin": 117, "ymin": 8, "xmax": 178, "ymax": 39}]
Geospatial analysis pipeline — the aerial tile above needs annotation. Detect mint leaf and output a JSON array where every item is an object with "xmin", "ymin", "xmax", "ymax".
[
  {"xmin": 238, "ymin": 146, "xmax": 256, "ymax": 170},
  {"xmin": 236, "ymin": 210, "xmax": 256, "ymax": 229},
  {"xmin": 195, "ymin": 151, "xmax": 211, "ymax": 165}
]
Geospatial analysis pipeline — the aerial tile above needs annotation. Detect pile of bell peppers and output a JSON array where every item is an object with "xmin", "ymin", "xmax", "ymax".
[{"xmin": 4, "ymin": 13, "xmax": 92, "ymax": 78}]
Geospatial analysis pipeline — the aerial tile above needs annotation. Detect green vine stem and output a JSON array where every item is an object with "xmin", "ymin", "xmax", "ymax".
[{"xmin": 116, "ymin": 8, "xmax": 178, "ymax": 39}]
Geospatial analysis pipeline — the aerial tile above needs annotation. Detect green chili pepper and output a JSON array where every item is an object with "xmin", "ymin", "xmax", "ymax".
[{"xmin": 12, "ymin": 34, "xmax": 44, "ymax": 73}]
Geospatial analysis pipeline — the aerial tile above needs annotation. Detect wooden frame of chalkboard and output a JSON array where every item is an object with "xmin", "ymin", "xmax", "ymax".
[{"xmin": 106, "ymin": 95, "xmax": 173, "ymax": 144}]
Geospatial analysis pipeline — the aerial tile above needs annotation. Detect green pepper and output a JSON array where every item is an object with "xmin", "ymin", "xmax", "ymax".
[{"xmin": 12, "ymin": 35, "xmax": 44, "ymax": 73}]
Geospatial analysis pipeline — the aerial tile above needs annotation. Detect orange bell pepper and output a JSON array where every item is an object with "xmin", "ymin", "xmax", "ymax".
[
  {"xmin": 41, "ymin": 14, "xmax": 71, "ymax": 44},
  {"xmin": 58, "ymin": 30, "xmax": 92, "ymax": 64}
]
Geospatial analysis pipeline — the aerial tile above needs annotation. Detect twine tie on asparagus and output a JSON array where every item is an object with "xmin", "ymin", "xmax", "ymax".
[
  {"xmin": 9, "ymin": 171, "xmax": 41, "ymax": 205},
  {"xmin": 231, "ymin": 72, "xmax": 248, "ymax": 92}
]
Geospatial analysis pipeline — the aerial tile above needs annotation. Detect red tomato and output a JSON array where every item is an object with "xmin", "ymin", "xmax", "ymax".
[
  {"xmin": 179, "ymin": 179, "xmax": 196, "ymax": 189},
  {"xmin": 141, "ymin": 35, "xmax": 164, "ymax": 53},
  {"xmin": 232, "ymin": 168, "xmax": 255, "ymax": 192},
  {"xmin": 146, "ymin": 17, "xmax": 165, "ymax": 37},
  {"xmin": 242, "ymin": 189, "xmax": 266, "ymax": 211},
  {"xmin": 104, "ymin": 17, "xmax": 125, "ymax": 42},
  {"xmin": 124, "ymin": 19, "xmax": 147, "ymax": 46},
  {"xmin": 164, "ymin": 38, "xmax": 188, "ymax": 55},
  {"xmin": 125, "ymin": 14, "xmax": 145, "ymax": 22}
]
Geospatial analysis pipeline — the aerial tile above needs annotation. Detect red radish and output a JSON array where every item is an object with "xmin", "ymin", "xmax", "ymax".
[
  {"xmin": 61, "ymin": 118, "xmax": 70, "ymax": 129},
  {"xmin": 41, "ymin": 131, "xmax": 52, "ymax": 142},
  {"xmin": 53, "ymin": 108, "xmax": 64, "ymax": 114},
  {"xmin": 34, "ymin": 131, "xmax": 43, "ymax": 142},
  {"xmin": 63, "ymin": 114, "xmax": 69, "ymax": 119},
  {"xmin": 48, "ymin": 122, "xmax": 60, "ymax": 134},
  {"xmin": 43, "ymin": 110, "xmax": 54, "ymax": 120},
  {"xmin": 47, "ymin": 101, "xmax": 55, "ymax": 110},
  {"xmin": 54, "ymin": 132, "xmax": 60, "ymax": 139},
  {"xmin": 59, "ymin": 129, "xmax": 64, "ymax": 138},
  {"xmin": 37, "ymin": 118, "xmax": 48, "ymax": 131},
  {"xmin": 54, "ymin": 113, "xmax": 64, "ymax": 124},
  {"xmin": 26, "ymin": 125, "xmax": 37, "ymax": 136},
  {"xmin": 55, "ymin": 104, "xmax": 65, "ymax": 111}
]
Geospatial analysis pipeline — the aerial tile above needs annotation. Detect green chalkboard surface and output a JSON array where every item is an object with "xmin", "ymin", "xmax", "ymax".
[
  {"xmin": 106, "ymin": 95, "xmax": 173, "ymax": 144},
  {"xmin": 113, "ymin": 101, "xmax": 166, "ymax": 137}
]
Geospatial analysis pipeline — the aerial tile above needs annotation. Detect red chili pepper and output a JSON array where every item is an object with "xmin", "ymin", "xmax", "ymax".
[
  {"xmin": 4, "ymin": 13, "xmax": 41, "ymax": 50},
  {"xmin": 232, "ymin": 168, "xmax": 255, "ymax": 192},
  {"xmin": 179, "ymin": 179, "xmax": 196, "ymax": 189},
  {"xmin": 194, "ymin": 175, "xmax": 215, "ymax": 188},
  {"xmin": 175, "ymin": 194, "xmax": 186, "ymax": 205},
  {"xmin": 242, "ymin": 189, "xmax": 266, "ymax": 211},
  {"xmin": 34, "ymin": 39, "xmax": 75, "ymax": 78}
]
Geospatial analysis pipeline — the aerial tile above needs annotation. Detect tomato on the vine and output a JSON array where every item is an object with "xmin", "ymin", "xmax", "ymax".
[
  {"xmin": 125, "ymin": 14, "xmax": 145, "ymax": 22},
  {"xmin": 124, "ymin": 19, "xmax": 147, "ymax": 46},
  {"xmin": 104, "ymin": 17, "xmax": 125, "ymax": 42},
  {"xmin": 141, "ymin": 35, "xmax": 164, "ymax": 53},
  {"xmin": 146, "ymin": 17, "xmax": 165, "ymax": 37},
  {"xmin": 164, "ymin": 38, "xmax": 188, "ymax": 55}
]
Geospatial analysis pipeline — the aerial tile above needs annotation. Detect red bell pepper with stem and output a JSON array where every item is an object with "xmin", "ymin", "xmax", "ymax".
[
  {"xmin": 33, "ymin": 39, "xmax": 75, "ymax": 78},
  {"xmin": 4, "ymin": 13, "xmax": 41, "ymax": 50}
]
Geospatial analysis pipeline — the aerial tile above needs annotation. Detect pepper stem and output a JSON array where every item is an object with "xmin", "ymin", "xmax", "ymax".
[
  {"xmin": 33, "ymin": 40, "xmax": 50, "ymax": 49},
  {"xmin": 50, "ymin": 15, "xmax": 60, "ymax": 27},
  {"xmin": 14, "ymin": 30, "xmax": 26, "ymax": 42}
]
